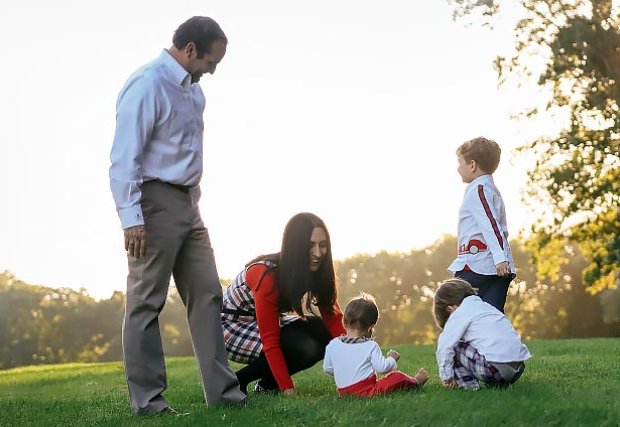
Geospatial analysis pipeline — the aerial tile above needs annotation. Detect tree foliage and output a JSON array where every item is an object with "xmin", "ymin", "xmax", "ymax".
[
  {"xmin": 449, "ymin": 0, "xmax": 620, "ymax": 292},
  {"xmin": 336, "ymin": 236, "xmax": 618, "ymax": 344},
  {"xmin": 0, "ymin": 271, "xmax": 191, "ymax": 369},
  {"xmin": 2, "ymin": 235, "xmax": 619, "ymax": 370}
]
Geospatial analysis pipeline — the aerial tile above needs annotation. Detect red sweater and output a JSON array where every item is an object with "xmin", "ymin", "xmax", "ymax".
[{"xmin": 245, "ymin": 264, "xmax": 346, "ymax": 391}]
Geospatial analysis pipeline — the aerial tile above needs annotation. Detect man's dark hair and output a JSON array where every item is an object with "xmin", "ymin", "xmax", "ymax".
[{"xmin": 172, "ymin": 16, "xmax": 228, "ymax": 57}]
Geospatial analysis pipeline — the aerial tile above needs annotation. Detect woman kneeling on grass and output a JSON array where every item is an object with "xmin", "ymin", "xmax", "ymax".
[
  {"xmin": 221, "ymin": 213, "xmax": 345, "ymax": 395},
  {"xmin": 323, "ymin": 293, "xmax": 428, "ymax": 397},
  {"xmin": 434, "ymin": 278, "xmax": 531, "ymax": 390}
]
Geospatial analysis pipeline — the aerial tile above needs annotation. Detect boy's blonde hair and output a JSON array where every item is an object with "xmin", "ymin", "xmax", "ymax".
[
  {"xmin": 344, "ymin": 293, "xmax": 379, "ymax": 331},
  {"xmin": 433, "ymin": 278, "xmax": 477, "ymax": 329},
  {"xmin": 456, "ymin": 136, "xmax": 502, "ymax": 174}
]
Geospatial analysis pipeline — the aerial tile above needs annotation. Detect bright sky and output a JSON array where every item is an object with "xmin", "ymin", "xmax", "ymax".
[{"xmin": 0, "ymin": 0, "xmax": 545, "ymax": 299}]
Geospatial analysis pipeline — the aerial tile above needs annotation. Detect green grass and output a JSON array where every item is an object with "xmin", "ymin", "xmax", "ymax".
[{"xmin": 1, "ymin": 338, "xmax": 619, "ymax": 426}]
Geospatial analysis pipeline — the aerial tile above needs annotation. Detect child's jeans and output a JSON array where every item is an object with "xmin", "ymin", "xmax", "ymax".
[
  {"xmin": 337, "ymin": 372, "xmax": 419, "ymax": 397},
  {"xmin": 455, "ymin": 270, "xmax": 513, "ymax": 313},
  {"xmin": 452, "ymin": 340, "xmax": 525, "ymax": 390}
]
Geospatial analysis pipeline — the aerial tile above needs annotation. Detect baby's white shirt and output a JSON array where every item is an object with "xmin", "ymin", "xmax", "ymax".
[{"xmin": 323, "ymin": 338, "xmax": 396, "ymax": 388}]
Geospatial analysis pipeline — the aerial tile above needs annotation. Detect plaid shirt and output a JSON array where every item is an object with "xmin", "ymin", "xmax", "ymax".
[{"xmin": 221, "ymin": 261, "xmax": 299, "ymax": 363}]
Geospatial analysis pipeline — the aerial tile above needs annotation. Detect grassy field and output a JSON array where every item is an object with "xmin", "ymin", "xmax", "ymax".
[{"xmin": 0, "ymin": 338, "xmax": 619, "ymax": 426}]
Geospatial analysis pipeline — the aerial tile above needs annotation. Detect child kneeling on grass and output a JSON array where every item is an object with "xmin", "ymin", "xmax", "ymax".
[
  {"xmin": 323, "ymin": 293, "xmax": 428, "ymax": 397},
  {"xmin": 434, "ymin": 278, "xmax": 531, "ymax": 390}
]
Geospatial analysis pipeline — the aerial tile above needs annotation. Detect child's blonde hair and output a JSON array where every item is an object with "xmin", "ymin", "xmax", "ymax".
[
  {"xmin": 456, "ymin": 136, "xmax": 501, "ymax": 174},
  {"xmin": 433, "ymin": 278, "xmax": 477, "ymax": 329},
  {"xmin": 344, "ymin": 293, "xmax": 379, "ymax": 331}
]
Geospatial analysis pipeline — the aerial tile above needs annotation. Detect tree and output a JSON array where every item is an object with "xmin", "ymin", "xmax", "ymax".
[
  {"xmin": 0, "ymin": 272, "xmax": 127, "ymax": 368},
  {"xmin": 0, "ymin": 272, "xmax": 46, "ymax": 368},
  {"xmin": 3, "ymin": 234, "xmax": 619, "ymax": 370},
  {"xmin": 448, "ymin": 0, "xmax": 620, "ymax": 292}
]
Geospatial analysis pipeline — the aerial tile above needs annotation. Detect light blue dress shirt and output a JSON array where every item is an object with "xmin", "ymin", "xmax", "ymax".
[{"xmin": 110, "ymin": 50, "xmax": 205, "ymax": 229}]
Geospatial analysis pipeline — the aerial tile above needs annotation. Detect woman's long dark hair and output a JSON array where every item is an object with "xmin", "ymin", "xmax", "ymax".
[{"xmin": 247, "ymin": 213, "xmax": 337, "ymax": 317}]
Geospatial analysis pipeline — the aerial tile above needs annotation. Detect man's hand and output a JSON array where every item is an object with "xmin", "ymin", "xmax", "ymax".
[
  {"xmin": 443, "ymin": 378, "xmax": 458, "ymax": 389},
  {"xmin": 124, "ymin": 225, "xmax": 146, "ymax": 258},
  {"xmin": 282, "ymin": 388, "xmax": 296, "ymax": 396},
  {"xmin": 496, "ymin": 261, "xmax": 510, "ymax": 277},
  {"xmin": 387, "ymin": 349, "xmax": 401, "ymax": 362}
]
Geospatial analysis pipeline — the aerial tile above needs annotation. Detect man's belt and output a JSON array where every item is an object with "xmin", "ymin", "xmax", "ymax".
[
  {"xmin": 144, "ymin": 180, "xmax": 194, "ymax": 193},
  {"xmin": 168, "ymin": 183, "xmax": 193, "ymax": 193},
  {"xmin": 221, "ymin": 307, "xmax": 255, "ymax": 317}
]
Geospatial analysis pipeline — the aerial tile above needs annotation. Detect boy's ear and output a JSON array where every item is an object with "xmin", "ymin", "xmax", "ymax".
[{"xmin": 470, "ymin": 159, "xmax": 479, "ymax": 172}]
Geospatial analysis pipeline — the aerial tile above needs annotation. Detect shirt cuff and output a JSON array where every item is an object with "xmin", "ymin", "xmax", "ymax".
[
  {"xmin": 119, "ymin": 205, "xmax": 144, "ymax": 229},
  {"xmin": 439, "ymin": 365, "xmax": 453, "ymax": 381},
  {"xmin": 278, "ymin": 376, "xmax": 294, "ymax": 391},
  {"xmin": 493, "ymin": 253, "xmax": 507, "ymax": 265}
]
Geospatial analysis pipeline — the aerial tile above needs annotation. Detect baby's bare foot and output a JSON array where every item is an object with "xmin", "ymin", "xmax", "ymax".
[{"xmin": 414, "ymin": 368, "xmax": 429, "ymax": 387}]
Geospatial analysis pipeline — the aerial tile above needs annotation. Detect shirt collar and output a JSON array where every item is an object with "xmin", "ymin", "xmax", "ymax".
[
  {"xmin": 339, "ymin": 335, "xmax": 372, "ymax": 344},
  {"xmin": 467, "ymin": 174, "xmax": 493, "ymax": 189},
  {"xmin": 159, "ymin": 49, "xmax": 192, "ymax": 90}
]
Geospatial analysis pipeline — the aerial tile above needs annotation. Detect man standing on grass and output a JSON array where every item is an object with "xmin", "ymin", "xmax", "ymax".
[{"xmin": 109, "ymin": 16, "xmax": 246, "ymax": 415}]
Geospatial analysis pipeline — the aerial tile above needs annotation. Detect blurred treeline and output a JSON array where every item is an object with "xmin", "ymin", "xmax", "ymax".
[
  {"xmin": 1, "ymin": 235, "xmax": 619, "ymax": 370},
  {"xmin": 337, "ymin": 236, "xmax": 620, "ymax": 345}
]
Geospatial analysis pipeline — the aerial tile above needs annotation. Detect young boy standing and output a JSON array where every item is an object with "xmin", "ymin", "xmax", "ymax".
[{"xmin": 448, "ymin": 136, "xmax": 515, "ymax": 313}]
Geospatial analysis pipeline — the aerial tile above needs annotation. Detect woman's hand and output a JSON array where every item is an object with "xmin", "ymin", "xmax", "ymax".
[{"xmin": 283, "ymin": 388, "xmax": 296, "ymax": 396}]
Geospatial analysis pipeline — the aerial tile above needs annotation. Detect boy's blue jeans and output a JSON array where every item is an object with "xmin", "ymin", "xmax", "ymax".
[{"xmin": 455, "ymin": 270, "xmax": 514, "ymax": 313}]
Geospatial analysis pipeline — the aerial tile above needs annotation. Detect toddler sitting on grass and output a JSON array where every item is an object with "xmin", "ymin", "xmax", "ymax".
[
  {"xmin": 323, "ymin": 293, "xmax": 428, "ymax": 397},
  {"xmin": 434, "ymin": 278, "xmax": 531, "ymax": 390}
]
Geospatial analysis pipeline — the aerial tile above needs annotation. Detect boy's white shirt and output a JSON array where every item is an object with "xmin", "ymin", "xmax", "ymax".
[
  {"xmin": 323, "ymin": 339, "xmax": 397, "ymax": 388},
  {"xmin": 448, "ymin": 174, "xmax": 516, "ymax": 275},
  {"xmin": 436, "ymin": 295, "xmax": 531, "ymax": 381}
]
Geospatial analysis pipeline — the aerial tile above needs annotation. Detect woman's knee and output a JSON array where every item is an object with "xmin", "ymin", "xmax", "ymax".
[
  {"xmin": 281, "ymin": 337, "xmax": 324, "ymax": 369},
  {"xmin": 300, "ymin": 338, "xmax": 325, "ymax": 360},
  {"xmin": 301, "ymin": 317, "xmax": 332, "ymax": 344}
]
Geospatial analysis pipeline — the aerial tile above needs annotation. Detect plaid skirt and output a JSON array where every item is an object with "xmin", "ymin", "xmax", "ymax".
[
  {"xmin": 221, "ymin": 262, "xmax": 300, "ymax": 364},
  {"xmin": 221, "ymin": 312, "xmax": 300, "ymax": 364},
  {"xmin": 452, "ymin": 340, "xmax": 505, "ymax": 390}
]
